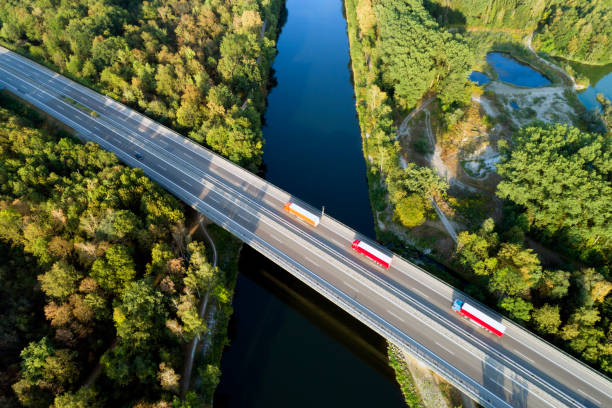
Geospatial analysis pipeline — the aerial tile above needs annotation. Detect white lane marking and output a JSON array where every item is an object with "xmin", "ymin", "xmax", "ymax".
[
  {"xmin": 157, "ymin": 164, "xmax": 167, "ymax": 171},
  {"xmin": 0, "ymin": 59, "xmax": 596, "ymax": 406},
  {"xmin": 513, "ymin": 349, "xmax": 535, "ymax": 364},
  {"xmin": 181, "ymin": 178, "xmax": 191, "ymax": 185},
  {"xmin": 577, "ymin": 389, "xmax": 600, "ymax": 405},
  {"xmin": 236, "ymin": 213, "xmax": 250, "ymax": 223},
  {"xmin": 344, "ymin": 281, "xmax": 360, "ymax": 293},
  {"xmin": 435, "ymin": 341, "xmax": 456, "ymax": 356},
  {"xmin": 491, "ymin": 379, "xmax": 512, "ymax": 395},
  {"xmin": 207, "ymin": 194, "xmax": 220, "ymax": 203},
  {"xmin": 309, "ymin": 259, "xmax": 320, "ymax": 267},
  {"xmin": 410, "ymin": 287, "xmax": 429, "ymax": 299},
  {"xmin": 387, "ymin": 310, "xmax": 405, "ymax": 322},
  {"xmin": 392, "ymin": 266, "xmax": 447, "ymax": 299},
  {"xmin": 330, "ymin": 238, "xmax": 345, "ymax": 247}
]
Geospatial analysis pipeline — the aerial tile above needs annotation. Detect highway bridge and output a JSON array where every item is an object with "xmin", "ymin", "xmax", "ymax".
[{"xmin": 0, "ymin": 46, "xmax": 610, "ymax": 408}]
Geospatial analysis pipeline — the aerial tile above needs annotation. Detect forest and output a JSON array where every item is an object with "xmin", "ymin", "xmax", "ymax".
[
  {"xmin": 0, "ymin": 0, "xmax": 285, "ymax": 406},
  {"xmin": 0, "ymin": 0, "xmax": 283, "ymax": 170},
  {"xmin": 346, "ymin": 0, "xmax": 612, "ymax": 383},
  {"xmin": 0, "ymin": 92, "xmax": 237, "ymax": 406},
  {"xmin": 425, "ymin": 0, "xmax": 612, "ymax": 65}
]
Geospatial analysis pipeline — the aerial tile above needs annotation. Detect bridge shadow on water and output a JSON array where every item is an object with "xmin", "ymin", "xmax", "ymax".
[{"xmin": 214, "ymin": 246, "xmax": 406, "ymax": 408}]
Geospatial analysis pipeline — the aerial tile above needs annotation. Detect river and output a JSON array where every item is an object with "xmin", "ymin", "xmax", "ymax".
[{"xmin": 214, "ymin": 1, "xmax": 406, "ymax": 407}]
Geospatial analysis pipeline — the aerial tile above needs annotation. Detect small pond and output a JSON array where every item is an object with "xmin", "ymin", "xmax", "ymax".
[
  {"xmin": 468, "ymin": 71, "xmax": 491, "ymax": 86},
  {"xmin": 486, "ymin": 52, "xmax": 551, "ymax": 88},
  {"xmin": 578, "ymin": 71, "xmax": 612, "ymax": 111}
]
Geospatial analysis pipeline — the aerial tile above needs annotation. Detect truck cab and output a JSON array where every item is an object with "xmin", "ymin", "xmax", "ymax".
[{"xmin": 452, "ymin": 299, "xmax": 464, "ymax": 312}]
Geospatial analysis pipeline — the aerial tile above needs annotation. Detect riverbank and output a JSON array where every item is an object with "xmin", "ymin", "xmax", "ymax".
[
  {"xmin": 343, "ymin": 1, "xmax": 456, "ymax": 406},
  {"xmin": 214, "ymin": 1, "xmax": 406, "ymax": 407}
]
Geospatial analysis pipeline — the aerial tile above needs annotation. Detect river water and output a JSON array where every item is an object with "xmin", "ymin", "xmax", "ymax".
[{"xmin": 214, "ymin": 1, "xmax": 405, "ymax": 407}]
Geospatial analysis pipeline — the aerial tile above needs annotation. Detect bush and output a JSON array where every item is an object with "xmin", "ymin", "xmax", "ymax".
[{"xmin": 394, "ymin": 194, "xmax": 426, "ymax": 228}]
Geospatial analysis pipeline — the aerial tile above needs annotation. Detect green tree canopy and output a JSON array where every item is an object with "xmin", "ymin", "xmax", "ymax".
[
  {"xmin": 113, "ymin": 281, "xmax": 166, "ymax": 348},
  {"xmin": 497, "ymin": 124, "xmax": 612, "ymax": 247},
  {"xmin": 532, "ymin": 304, "xmax": 562, "ymax": 335},
  {"xmin": 38, "ymin": 261, "xmax": 83, "ymax": 300},
  {"xmin": 91, "ymin": 244, "xmax": 136, "ymax": 294}
]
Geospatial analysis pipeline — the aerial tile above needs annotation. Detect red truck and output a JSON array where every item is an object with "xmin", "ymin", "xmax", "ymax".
[{"xmin": 351, "ymin": 240, "xmax": 392, "ymax": 269}]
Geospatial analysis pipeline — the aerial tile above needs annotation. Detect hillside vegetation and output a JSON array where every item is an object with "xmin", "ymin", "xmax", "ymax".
[
  {"xmin": 426, "ymin": 0, "xmax": 612, "ymax": 64},
  {"xmin": 0, "ymin": 0, "xmax": 283, "ymax": 169}
]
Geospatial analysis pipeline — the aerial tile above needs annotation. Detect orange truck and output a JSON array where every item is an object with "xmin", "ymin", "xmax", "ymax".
[{"xmin": 283, "ymin": 202, "xmax": 320, "ymax": 227}]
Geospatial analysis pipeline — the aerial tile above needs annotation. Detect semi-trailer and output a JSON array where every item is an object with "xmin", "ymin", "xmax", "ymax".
[
  {"xmin": 351, "ymin": 240, "xmax": 392, "ymax": 269},
  {"xmin": 452, "ymin": 299, "xmax": 506, "ymax": 337},
  {"xmin": 283, "ymin": 202, "xmax": 320, "ymax": 227}
]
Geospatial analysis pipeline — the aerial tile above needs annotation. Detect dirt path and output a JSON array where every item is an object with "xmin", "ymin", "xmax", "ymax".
[
  {"xmin": 398, "ymin": 107, "xmax": 459, "ymax": 242},
  {"xmin": 180, "ymin": 216, "xmax": 218, "ymax": 397},
  {"xmin": 526, "ymin": 33, "xmax": 578, "ymax": 89},
  {"xmin": 471, "ymin": 95, "xmax": 498, "ymax": 118},
  {"xmin": 396, "ymin": 97, "xmax": 435, "ymax": 140}
]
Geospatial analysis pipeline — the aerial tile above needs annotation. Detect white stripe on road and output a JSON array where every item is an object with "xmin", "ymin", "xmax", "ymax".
[
  {"xmin": 577, "ymin": 389, "xmax": 600, "ymax": 405},
  {"xmin": 435, "ymin": 341, "xmax": 455, "ymax": 356},
  {"xmin": 344, "ymin": 281, "xmax": 360, "ymax": 293},
  {"xmin": 410, "ymin": 287, "xmax": 430, "ymax": 299},
  {"xmin": 236, "ymin": 213, "xmax": 250, "ymax": 223},
  {"xmin": 513, "ymin": 348, "xmax": 535, "ymax": 364},
  {"xmin": 491, "ymin": 379, "xmax": 512, "ymax": 395},
  {"xmin": 387, "ymin": 310, "xmax": 405, "ymax": 322}
]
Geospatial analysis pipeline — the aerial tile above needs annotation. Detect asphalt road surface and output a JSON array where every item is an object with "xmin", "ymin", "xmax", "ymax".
[{"xmin": 0, "ymin": 46, "xmax": 610, "ymax": 408}]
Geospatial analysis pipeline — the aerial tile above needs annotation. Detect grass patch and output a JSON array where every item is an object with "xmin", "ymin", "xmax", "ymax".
[{"xmin": 388, "ymin": 345, "xmax": 424, "ymax": 408}]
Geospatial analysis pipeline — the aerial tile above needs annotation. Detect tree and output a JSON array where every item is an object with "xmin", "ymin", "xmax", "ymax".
[
  {"xmin": 113, "ymin": 281, "xmax": 166, "ymax": 348},
  {"xmin": 20, "ymin": 337, "xmax": 54, "ymax": 384},
  {"xmin": 499, "ymin": 297, "xmax": 533, "ymax": 322},
  {"xmin": 374, "ymin": 0, "xmax": 472, "ymax": 109},
  {"xmin": 0, "ymin": 208, "xmax": 22, "ymax": 243},
  {"xmin": 145, "ymin": 242, "xmax": 174, "ymax": 276},
  {"xmin": 54, "ymin": 388, "xmax": 101, "ymax": 408},
  {"xmin": 18, "ymin": 338, "xmax": 78, "ymax": 392},
  {"xmin": 532, "ymin": 304, "xmax": 562, "ymax": 334},
  {"xmin": 176, "ymin": 293, "xmax": 206, "ymax": 340},
  {"xmin": 394, "ymin": 194, "xmax": 426, "ymax": 228},
  {"xmin": 157, "ymin": 362, "xmax": 180, "ymax": 393},
  {"xmin": 575, "ymin": 268, "xmax": 612, "ymax": 306},
  {"xmin": 495, "ymin": 243, "xmax": 542, "ymax": 290},
  {"xmin": 356, "ymin": 0, "xmax": 377, "ymax": 36},
  {"xmin": 91, "ymin": 244, "xmax": 136, "ymax": 294},
  {"xmin": 538, "ymin": 270, "xmax": 570, "ymax": 300},
  {"xmin": 38, "ymin": 261, "xmax": 82, "ymax": 300},
  {"xmin": 489, "ymin": 266, "xmax": 530, "ymax": 297},
  {"xmin": 390, "ymin": 163, "xmax": 449, "ymax": 200},
  {"xmin": 97, "ymin": 210, "xmax": 141, "ymax": 241},
  {"xmin": 184, "ymin": 241, "xmax": 216, "ymax": 294},
  {"xmin": 497, "ymin": 124, "xmax": 612, "ymax": 247},
  {"xmin": 199, "ymin": 364, "xmax": 221, "ymax": 400}
]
